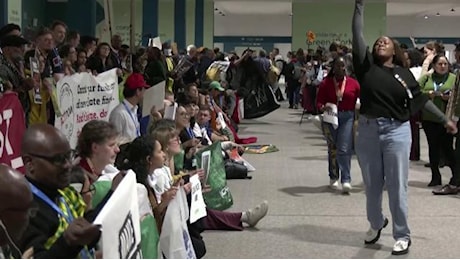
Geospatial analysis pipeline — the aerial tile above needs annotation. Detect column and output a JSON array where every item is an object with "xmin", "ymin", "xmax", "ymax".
[
  {"xmin": 194, "ymin": 0, "xmax": 203, "ymax": 47},
  {"xmin": 142, "ymin": 0, "xmax": 158, "ymax": 45},
  {"xmin": 174, "ymin": 0, "xmax": 186, "ymax": 50},
  {"xmin": 1, "ymin": 0, "xmax": 8, "ymax": 28}
]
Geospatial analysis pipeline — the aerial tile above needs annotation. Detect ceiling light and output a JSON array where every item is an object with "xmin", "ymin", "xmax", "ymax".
[{"xmin": 424, "ymin": 15, "xmax": 429, "ymax": 19}]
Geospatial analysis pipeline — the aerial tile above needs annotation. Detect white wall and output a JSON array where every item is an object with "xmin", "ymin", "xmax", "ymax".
[
  {"xmin": 214, "ymin": 14, "xmax": 292, "ymax": 36},
  {"xmin": 387, "ymin": 16, "xmax": 460, "ymax": 38}
]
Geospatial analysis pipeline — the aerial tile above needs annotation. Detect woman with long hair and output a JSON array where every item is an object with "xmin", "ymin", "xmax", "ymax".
[
  {"xmin": 352, "ymin": 0, "xmax": 457, "ymax": 255},
  {"xmin": 419, "ymin": 54, "xmax": 458, "ymax": 190},
  {"xmin": 316, "ymin": 57, "xmax": 360, "ymax": 192}
]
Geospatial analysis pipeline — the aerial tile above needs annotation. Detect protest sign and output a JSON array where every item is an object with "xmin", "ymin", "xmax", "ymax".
[
  {"xmin": 189, "ymin": 174, "xmax": 207, "ymax": 224},
  {"xmin": 172, "ymin": 57, "xmax": 193, "ymax": 78},
  {"xmin": 142, "ymin": 81, "xmax": 165, "ymax": 117},
  {"xmin": 93, "ymin": 170, "xmax": 142, "ymax": 259},
  {"xmin": 54, "ymin": 69, "xmax": 119, "ymax": 148},
  {"xmin": 0, "ymin": 92, "xmax": 25, "ymax": 173},
  {"xmin": 322, "ymin": 103, "xmax": 338, "ymax": 129}
]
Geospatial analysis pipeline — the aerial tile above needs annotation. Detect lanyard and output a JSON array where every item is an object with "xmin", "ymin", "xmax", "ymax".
[
  {"xmin": 122, "ymin": 101, "xmax": 140, "ymax": 137},
  {"xmin": 433, "ymin": 82, "xmax": 444, "ymax": 92},
  {"xmin": 334, "ymin": 76, "xmax": 347, "ymax": 102},
  {"xmin": 186, "ymin": 127, "xmax": 195, "ymax": 138},
  {"xmin": 29, "ymin": 182, "xmax": 93, "ymax": 259}
]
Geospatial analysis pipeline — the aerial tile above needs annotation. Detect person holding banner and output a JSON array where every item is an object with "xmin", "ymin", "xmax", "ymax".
[
  {"xmin": 316, "ymin": 57, "xmax": 360, "ymax": 192},
  {"xmin": 109, "ymin": 73, "xmax": 149, "ymax": 142}
]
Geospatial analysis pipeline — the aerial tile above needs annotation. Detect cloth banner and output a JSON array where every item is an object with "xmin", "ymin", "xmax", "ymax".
[
  {"xmin": 160, "ymin": 187, "xmax": 196, "ymax": 259},
  {"xmin": 0, "ymin": 92, "xmax": 25, "ymax": 173},
  {"xmin": 195, "ymin": 141, "xmax": 233, "ymax": 210},
  {"xmin": 243, "ymin": 84, "xmax": 280, "ymax": 119},
  {"xmin": 322, "ymin": 103, "xmax": 339, "ymax": 129},
  {"xmin": 93, "ymin": 171, "xmax": 142, "ymax": 259},
  {"xmin": 54, "ymin": 69, "xmax": 119, "ymax": 148}
]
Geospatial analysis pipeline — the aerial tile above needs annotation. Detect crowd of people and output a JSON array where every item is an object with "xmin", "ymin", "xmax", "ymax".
[{"xmin": 2, "ymin": 0, "xmax": 460, "ymax": 257}]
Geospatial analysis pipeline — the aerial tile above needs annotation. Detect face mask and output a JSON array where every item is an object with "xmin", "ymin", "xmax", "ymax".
[{"xmin": 163, "ymin": 49, "xmax": 172, "ymax": 56}]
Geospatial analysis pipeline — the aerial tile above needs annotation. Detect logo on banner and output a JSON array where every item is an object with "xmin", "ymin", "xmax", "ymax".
[
  {"xmin": 118, "ymin": 212, "xmax": 141, "ymax": 259},
  {"xmin": 59, "ymin": 83, "xmax": 75, "ymax": 141}
]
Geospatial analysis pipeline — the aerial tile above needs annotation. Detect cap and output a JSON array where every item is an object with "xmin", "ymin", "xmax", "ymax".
[
  {"xmin": 0, "ymin": 35, "xmax": 29, "ymax": 48},
  {"xmin": 209, "ymin": 81, "xmax": 224, "ymax": 92},
  {"xmin": 125, "ymin": 73, "xmax": 149, "ymax": 90}
]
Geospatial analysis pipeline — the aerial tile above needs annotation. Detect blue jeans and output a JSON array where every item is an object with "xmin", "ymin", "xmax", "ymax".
[
  {"xmin": 322, "ymin": 111, "xmax": 355, "ymax": 183},
  {"xmin": 355, "ymin": 115, "xmax": 411, "ymax": 241}
]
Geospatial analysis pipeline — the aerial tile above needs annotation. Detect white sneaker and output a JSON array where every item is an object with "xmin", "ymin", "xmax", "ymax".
[
  {"xmin": 364, "ymin": 218, "xmax": 389, "ymax": 244},
  {"xmin": 329, "ymin": 180, "xmax": 339, "ymax": 190},
  {"xmin": 342, "ymin": 182, "xmax": 352, "ymax": 192},
  {"xmin": 392, "ymin": 239, "xmax": 411, "ymax": 255},
  {"xmin": 245, "ymin": 201, "xmax": 269, "ymax": 227}
]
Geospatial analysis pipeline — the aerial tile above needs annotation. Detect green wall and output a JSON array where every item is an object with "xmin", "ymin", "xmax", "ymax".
[
  {"xmin": 202, "ymin": 0, "xmax": 213, "ymax": 48},
  {"xmin": 292, "ymin": 2, "xmax": 386, "ymax": 50},
  {"xmin": 186, "ymin": 0, "xmax": 196, "ymax": 46},
  {"xmin": 158, "ymin": 0, "xmax": 175, "ymax": 42}
]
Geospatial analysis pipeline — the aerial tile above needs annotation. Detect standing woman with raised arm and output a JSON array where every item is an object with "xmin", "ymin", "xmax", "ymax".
[{"xmin": 352, "ymin": 0, "xmax": 457, "ymax": 255}]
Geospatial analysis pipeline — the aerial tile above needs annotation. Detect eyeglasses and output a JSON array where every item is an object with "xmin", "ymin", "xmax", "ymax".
[
  {"xmin": 81, "ymin": 185, "xmax": 96, "ymax": 195},
  {"xmin": 28, "ymin": 149, "xmax": 77, "ymax": 166}
]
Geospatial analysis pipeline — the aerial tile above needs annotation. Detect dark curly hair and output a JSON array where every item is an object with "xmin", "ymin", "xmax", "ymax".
[
  {"xmin": 120, "ymin": 135, "xmax": 158, "ymax": 186},
  {"xmin": 77, "ymin": 120, "xmax": 118, "ymax": 158}
]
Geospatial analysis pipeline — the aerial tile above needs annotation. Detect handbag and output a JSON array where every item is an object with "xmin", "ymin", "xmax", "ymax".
[{"xmin": 224, "ymin": 159, "xmax": 250, "ymax": 179}]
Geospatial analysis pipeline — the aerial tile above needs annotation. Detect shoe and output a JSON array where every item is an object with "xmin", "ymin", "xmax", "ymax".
[
  {"xmin": 391, "ymin": 239, "xmax": 411, "ymax": 255},
  {"xmin": 245, "ymin": 201, "xmax": 269, "ymax": 227},
  {"xmin": 342, "ymin": 182, "xmax": 352, "ymax": 193},
  {"xmin": 330, "ymin": 179, "xmax": 339, "ymax": 190},
  {"xmin": 432, "ymin": 185, "xmax": 458, "ymax": 195},
  {"xmin": 364, "ymin": 218, "xmax": 389, "ymax": 244}
]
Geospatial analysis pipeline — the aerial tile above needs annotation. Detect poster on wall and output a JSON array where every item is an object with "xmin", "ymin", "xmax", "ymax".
[
  {"xmin": 7, "ymin": 0, "xmax": 22, "ymax": 25},
  {"xmin": 54, "ymin": 69, "xmax": 119, "ymax": 148}
]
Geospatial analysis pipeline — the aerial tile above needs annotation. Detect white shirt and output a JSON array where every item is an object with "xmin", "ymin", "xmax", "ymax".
[
  {"xmin": 109, "ymin": 99, "xmax": 140, "ymax": 142},
  {"xmin": 148, "ymin": 166, "xmax": 173, "ymax": 203}
]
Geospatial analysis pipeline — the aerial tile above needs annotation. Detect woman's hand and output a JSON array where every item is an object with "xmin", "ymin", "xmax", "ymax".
[
  {"xmin": 183, "ymin": 182, "xmax": 192, "ymax": 194},
  {"xmin": 161, "ymin": 186, "xmax": 178, "ymax": 204}
]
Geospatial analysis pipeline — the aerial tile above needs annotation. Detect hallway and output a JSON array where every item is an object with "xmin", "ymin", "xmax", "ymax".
[{"xmin": 203, "ymin": 102, "xmax": 460, "ymax": 258}]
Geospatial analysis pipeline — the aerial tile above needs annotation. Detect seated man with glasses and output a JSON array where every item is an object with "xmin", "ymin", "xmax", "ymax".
[{"xmin": 17, "ymin": 124, "xmax": 122, "ymax": 258}]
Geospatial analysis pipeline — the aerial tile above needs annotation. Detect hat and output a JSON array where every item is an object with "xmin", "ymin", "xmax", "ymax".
[
  {"xmin": 209, "ymin": 81, "xmax": 224, "ymax": 91},
  {"xmin": 125, "ymin": 73, "xmax": 149, "ymax": 90},
  {"xmin": 0, "ymin": 35, "xmax": 29, "ymax": 48}
]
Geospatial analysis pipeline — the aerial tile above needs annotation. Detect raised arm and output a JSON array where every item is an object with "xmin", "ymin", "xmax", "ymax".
[{"xmin": 352, "ymin": 0, "xmax": 367, "ymax": 63}]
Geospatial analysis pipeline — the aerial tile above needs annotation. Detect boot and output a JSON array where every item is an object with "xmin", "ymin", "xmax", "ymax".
[{"xmin": 427, "ymin": 173, "xmax": 442, "ymax": 187}]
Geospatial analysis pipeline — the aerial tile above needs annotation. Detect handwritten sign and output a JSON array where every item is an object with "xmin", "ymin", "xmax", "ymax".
[
  {"xmin": 189, "ymin": 174, "xmax": 207, "ymax": 224},
  {"xmin": 0, "ymin": 92, "xmax": 25, "ymax": 173},
  {"xmin": 55, "ymin": 69, "xmax": 119, "ymax": 148}
]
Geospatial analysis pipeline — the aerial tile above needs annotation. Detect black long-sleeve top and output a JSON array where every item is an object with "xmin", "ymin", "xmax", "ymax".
[{"xmin": 352, "ymin": 0, "xmax": 446, "ymax": 124}]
